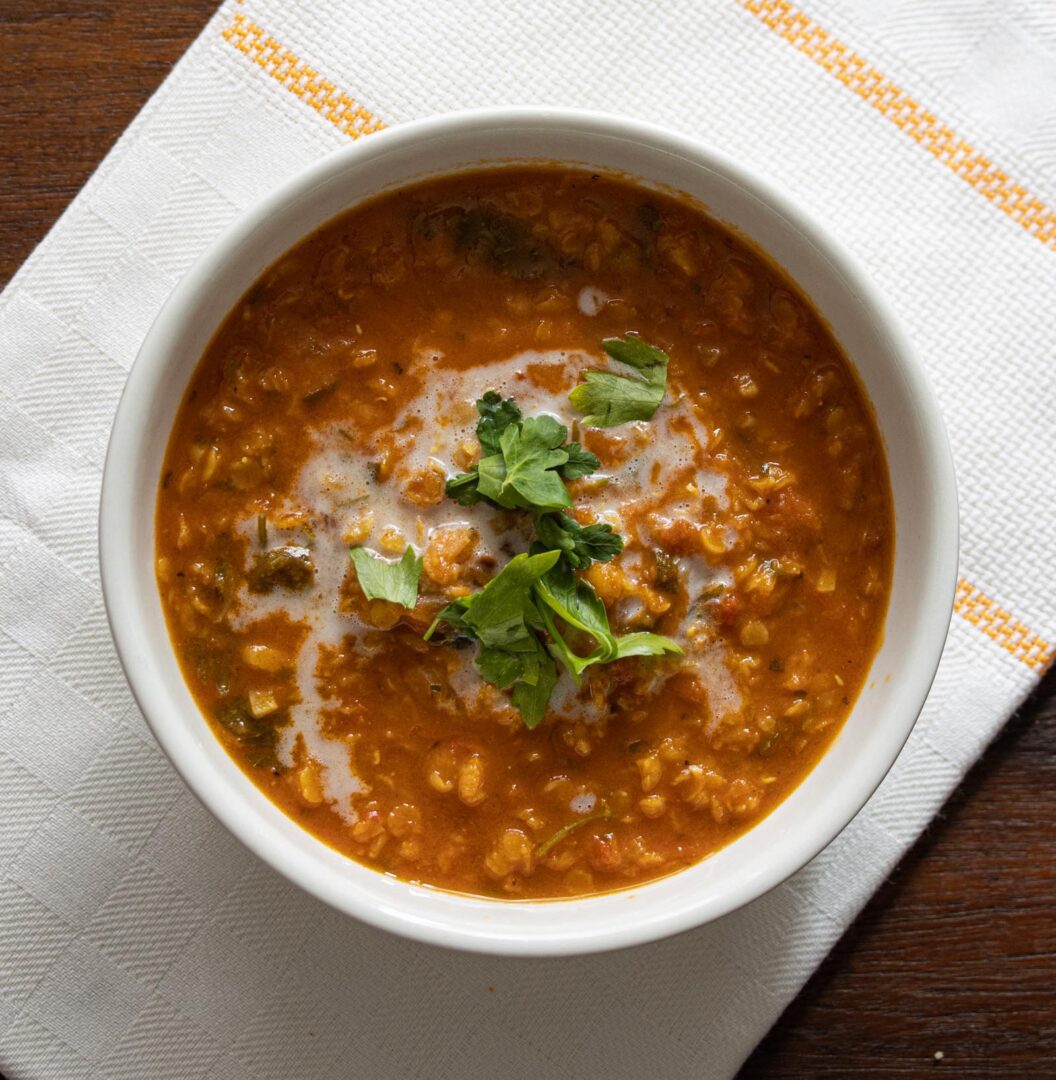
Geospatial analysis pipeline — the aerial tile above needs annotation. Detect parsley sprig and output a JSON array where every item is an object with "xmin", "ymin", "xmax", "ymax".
[
  {"xmin": 533, "ymin": 511, "xmax": 623, "ymax": 570},
  {"xmin": 425, "ymin": 554, "xmax": 681, "ymax": 728},
  {"xmin": 569, "ymin": 334, "xmax": 670, "ymax": 427},
  {"xmin": 447, "ymin": 392, "xmax": 599, "ymax": 511}
]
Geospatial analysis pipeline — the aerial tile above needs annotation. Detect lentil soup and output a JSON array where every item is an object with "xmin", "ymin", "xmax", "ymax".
[{"xmin": 156, "ymin": 168, "xmax": 893, "ymax": 899}]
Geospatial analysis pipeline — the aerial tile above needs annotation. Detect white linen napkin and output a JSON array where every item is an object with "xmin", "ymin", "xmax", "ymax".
[{"xmin": 1, "ymin": 1, "xmax": 1053, "ymax": 1076}]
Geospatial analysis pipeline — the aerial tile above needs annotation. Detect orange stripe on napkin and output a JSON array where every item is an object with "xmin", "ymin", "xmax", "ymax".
[
  {"xmin": 222, "ymin": 12, "xmax": 384, "ymax": 139},
  {"xmin": 955, "ymin": 580, "xmax": 1054, "ymax": 672},
  {"xmin": 739, "ymin": 0, "xmax": 1056, "ymax": 253}
]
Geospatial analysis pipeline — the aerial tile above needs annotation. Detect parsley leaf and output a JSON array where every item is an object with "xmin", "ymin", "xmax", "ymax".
[
  {"xmin": 534, "ymin": 564, "xmax": 616, "ymax": 659},
  {"xmin": 444, "ymin": 392, "xmax": 523, "ymax": 506},
  {"xmin": 475, "ymin": 390, "xmax": 522, "ymax": 456},
  {"xmin": 427, "ymin": 376, "xmax": 682, "ymax": 727},
  {"xmin": 569, "ymin": 334, "xmax": 670, "ymax": 427},
  {"xmin": 458, "ymin": 550, "xmax": 560, "ymax": 648},
  {"xmin": 612, "ymin": 632, "xmax": 686, "ymax": 659},
  {"xmin": 534, "ymin": 563, "xmax": 682, "ymax": 684},
  {"xmin": 424, "ymin": 552, "xmax": 562, "ymax": 729},
  {"xmin": 508, "ymin": 636, "xmax": 558, "ymax": 729},
  {"xmin": 445, "ymin": 395, "xmax": 587, "ymax": 510},
  {"xmin": 427, "ymin": 552, "xmax": 680, "ymax": 725},
  {"xmin": 559, "ymin": 442, "xmax": 600, "ymax": 480},
  {"xmin": 445, "ymin": 470, "xmax": 484, "ymax": 506},
  {"xmin": 534, "ymin": 512, "xmax": 624, "ymax": 570},
  {"xmin": 475, "ymin": 416, "xmax": 573, "ymax": 511},
  {"xmin": 476, "ymin": 645, "xmax": 528, "ymax": 688},
  {"xmin": 349, "ymin": 546, "xmax": 422, "ymax": 609}
]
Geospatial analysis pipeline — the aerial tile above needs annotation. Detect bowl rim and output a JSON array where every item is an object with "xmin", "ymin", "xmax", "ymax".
[{"xmin": 99, "ymin": 106, "xmax": 959, "ymax": 956}]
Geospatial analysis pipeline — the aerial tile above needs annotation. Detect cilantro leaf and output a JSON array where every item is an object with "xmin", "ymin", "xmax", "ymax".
[
  {"xmin": 475, "ymin": 391, "xmax": 522, "ymax": 456},
  {"xmin": 569, "ymin": 334, "xmax": 670, "ymax": 427},
  {"xmin": 534, "ymin": 512, "xmax": 624, "ymax": 570},
  {"xmin": 559, "ymin": 442, "xmax": 600, "ymax": 480},
  {"xmin": 349, "ymin": 546, "xmax": 422, "ymax": 609}
]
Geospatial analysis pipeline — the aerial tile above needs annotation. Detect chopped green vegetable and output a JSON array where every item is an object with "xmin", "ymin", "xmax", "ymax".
[
  {"xmin": 349, "ymin": 545, "xmax": 422, "ymax": 609},
  {"xmin": 247, "ymin": 547, "xmax": 315, "ymax": 594},
  {"xmin": 189, "ymin": 646, "xmax": 230, "ymax": 695},
  {"xmin": 534, "ymin": 512, "xmax": 623, "ymax": 570},
  {"xmin": 652, "ymin": 548, "xmax": 680, "ymax": 590},
  {"xmin": 757, "ymin": 730, "xmax": 782, "ymax": 757},
  {"xmin": 215, "ymin": 699, "xmax": 281, "ymax": 768},
  {"xmin": 569, "ymin": 334, "xmax": 670, "ymax": 427},
  {"xmin": 452, "ymin": 208, "xmax": 555, "ymax": 281},
  {"xmin": 302, "ymin": 380, "xmax": 338, "ymax": 405}
]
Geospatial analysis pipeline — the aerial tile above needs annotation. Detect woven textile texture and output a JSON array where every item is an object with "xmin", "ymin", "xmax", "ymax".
[{"xmin": 1, "ymin": 1, "xmax": 1054, "ymax": 1076}]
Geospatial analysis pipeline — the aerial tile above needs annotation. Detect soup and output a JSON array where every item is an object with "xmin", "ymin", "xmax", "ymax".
[{"xmin": 156, "ymin": 168, "xmax": 892, "ymax": 899}]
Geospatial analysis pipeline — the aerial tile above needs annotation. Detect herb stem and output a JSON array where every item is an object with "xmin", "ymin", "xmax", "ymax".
[{"xmin": 536, "ymin": 805, "xmax": 610, "ymax": 857}]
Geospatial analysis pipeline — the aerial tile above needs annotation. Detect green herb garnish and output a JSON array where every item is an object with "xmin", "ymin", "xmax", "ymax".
[
  {"xmin": 477, "ymin": 415, "xmax": 573, "ymax": 510},
  {"xmin": 426, "ymin": 551, "xmax": 561, "ymax": 728},
  {"xmin": 534, "ymin": 512, "xmax": 623, "ymax": 570},
  {"xmin": 569, "ymin": 334, "xmax": 670, "ymax": 427},
  {"xmin": 536, "ymin": 805, "xmax": 610, "ymax": 857},
  {"xmin": 426, "ymin": 554, "xmax": 681, "ymax": 727},
  {"xmin": 429, "ymin": 358, "xmax": 681, "ymax": 727},
  {"xmin": 475, "ymin": 390, "xmax": 522, "ymax": 455},
  {"xmin": 446, "ymin": 392, "xmax": 600, "ymax": 510},
  {"xmin": 534, "ymin": 563, "xmax": 682, "ymax": 681},
  {"xmin": 349, "ymin": 545, "xmax": 422, "ymax": 609}
]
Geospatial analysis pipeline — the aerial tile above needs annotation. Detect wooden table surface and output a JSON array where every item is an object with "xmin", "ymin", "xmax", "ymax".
[{"xmin": 3, "ymin": 2, "xmax": 1054, "ymax": 1075}]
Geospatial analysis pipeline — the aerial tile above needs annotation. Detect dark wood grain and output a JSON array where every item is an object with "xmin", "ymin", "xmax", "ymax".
[
  {"xmin": 742, "ymin": 678, "xmax": 1056, "ymax": 1077},
  {"xmin": 2, "ymin": 3, "xmax": 1054, "ymax": 1075}
]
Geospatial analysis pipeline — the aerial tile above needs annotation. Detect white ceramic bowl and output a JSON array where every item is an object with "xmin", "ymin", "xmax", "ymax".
[{"xmin": 100, "ymin": 108, "xmax": 958, "ymax": 956}]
